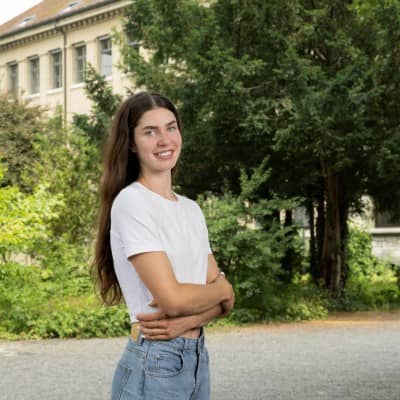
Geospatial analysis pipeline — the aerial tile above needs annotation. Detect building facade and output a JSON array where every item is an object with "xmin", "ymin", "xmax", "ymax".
[{"xmin": 0, "ymin": 0, "xmax": 132, "ymax": 121}]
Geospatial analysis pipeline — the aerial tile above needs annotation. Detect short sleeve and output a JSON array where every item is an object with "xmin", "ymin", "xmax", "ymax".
[
  {"xmin": 205, "ymin": 225, "xmax": 212, "ymax": 255},
  {"xmin": 197, "ymin": 204, "xmax": 212, "ymax": 255},
  {"xmin": 111, "ymin": 190, "xmax": 165, "ymax": 259}
]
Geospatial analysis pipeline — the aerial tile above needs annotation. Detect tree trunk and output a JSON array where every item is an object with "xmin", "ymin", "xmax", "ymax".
[
  {"xmin": 307, "ymin": 198, "xmax": 318, "ymax": 282},
  {"xmin": 340, "ymin": 202, "xmax": 350, "ymax": 292},
  {"xmin": 281, "ymin": 209, "xmax": 295, "ymax": 283},
  {"xmin": 320, "ymin": 173, "xmax": 344, "ymax": 296},
  {"xmin": 316, "ymin": 185, "xmax": 325, "ymax": 282}
]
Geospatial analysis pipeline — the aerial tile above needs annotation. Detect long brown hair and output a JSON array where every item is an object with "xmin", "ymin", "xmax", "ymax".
[{"xmin": 93, "ymin": 92, "xmax": 182, "ymax": 305}]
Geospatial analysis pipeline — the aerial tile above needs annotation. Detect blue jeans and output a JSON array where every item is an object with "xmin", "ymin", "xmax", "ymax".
[{"xmin": 111, "ymin": 329, "xmax": 210, "ymax": 400}]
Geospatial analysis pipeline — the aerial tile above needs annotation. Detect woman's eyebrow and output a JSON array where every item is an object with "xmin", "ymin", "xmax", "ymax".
[
  {"xmin": 142, "ymin": 125, "xmax": 158, "ymax": 130},
  {"xmin": 142, "ymin": 120, "xmax": 177, "ymax": 130}
]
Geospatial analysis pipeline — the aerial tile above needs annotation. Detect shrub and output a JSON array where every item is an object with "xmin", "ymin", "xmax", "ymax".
[
  {"xmin": 0, "ymin": 166, "xmax": 62, "ymax": 262},
  {"xmin": 0, "ymin": 95, "xmax": 44, "ymax": 191},
  {"xmin": 28, "ymin": 123, "xmax": 101, "ymax": 244},
  {"xmin": 342, "ymin": 226, "xmax": 400, "ymax": 309},
  {"xmin": 198, "ymin": 160, "xmax": 312, "ymax": 321},
  {"xmin": 0, "ymin": 261, "xmax": 130, "ymax": 339}
]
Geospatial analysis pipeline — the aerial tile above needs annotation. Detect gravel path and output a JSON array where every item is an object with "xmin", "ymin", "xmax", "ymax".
[{"xmin": 1, "ymin": 312, "xmax": 399, "ymax": 400}]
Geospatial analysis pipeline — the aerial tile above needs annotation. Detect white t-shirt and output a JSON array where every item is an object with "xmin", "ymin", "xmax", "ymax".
[{"xmin": 110, "ymin": 181, "xmax": 212, "ymax": 323}]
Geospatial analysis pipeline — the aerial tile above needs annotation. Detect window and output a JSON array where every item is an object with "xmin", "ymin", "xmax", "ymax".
[
  {"xmin": 8, "ymin": 62, "xmax": 18, "ymax": 96},
  {"xmin": 61, "ymin": 1, "xmax": 80, "ymax": 14},
  {"xmin": 50, "ymin": 50, "xmax": 62, "ymax": 89},
  {"xmin": 18, "ymin": 15, "xmax": 35, "ymax": 27},
  {"xmin": 29, "ymin": 56, "xmax": 40, "ymax": 94},
  {"xmin": 126, "ymin": 30, "xmax": 140, "ymax": 50},
  {"xmin": 74, "ymin": 44, "xmax": 86, "ymax": 83},
  {"xmin": 293, "ymin": 207, "xmax": 309, "ymax": 228},
  {"xmin": 99, "ymin": 36, "xmax": 112, "ymax": 77},
  {"xmin": 375, "ymin": 210, "xmax": 400, "ymax": 227}
]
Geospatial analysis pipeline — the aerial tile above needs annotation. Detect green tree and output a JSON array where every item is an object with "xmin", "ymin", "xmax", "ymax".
[
  {"xmin": 116, "ymin": 0, "xmax": 400, "ymax": 297},
  {"xmin": 0, "ymin": 166, "xmax": 61, "ymax": 262},
  {"xmin": 0, "ymin": 95, "xmax": 44, "ymax": 191},
  {"xmin": 117, "ymin": 0, "xmax": 296, "ymax": 196},
  {"xmin": 73, "ymin": 64, "xmax": 122, "ymax": 145},
  {"xmin": 273, "ymin": 0, "xmax": 400, "ymax": 295},
  {"xmin": 29, "ymin": 124, "xmax": 101, "ymax": 244}
]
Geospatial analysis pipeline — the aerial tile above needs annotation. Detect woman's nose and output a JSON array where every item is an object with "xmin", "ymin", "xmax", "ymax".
[{"xmin": 157, "ymin": 128, "xmax": 171, "ymax": 145}]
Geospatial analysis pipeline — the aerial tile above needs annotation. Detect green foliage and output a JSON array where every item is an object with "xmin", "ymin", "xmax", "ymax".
[
  {"xmin": 0, "ymin": 95, "xmax": 44, "ymax": 191},
  {"xmin": 0, "ymin": 261, "xmax": 55, "ymax": 334},
  {"xmin": 0, "ymin": 236, "xmax": 124, "ymax": 339},
  {"xmin": 0, "ymin": 166, "xmax": 62, "ymax": 261},
  {"xmin": 27, "ymin": 124, "xmax": 101, "ymax": 244},
  {"xmin": 118, "ymin": 0, "xmax": 400, "ymax": 296},
  {"xmin": 2, "ymin": 1, "xmax": 400, "ymax": 339},
  {"xmin": 260, "ymin": 274, "xmax": 329, "ymax": 322},
  {"xmin": 0, "ymin": 259, "xmax": 130, "ymax": 339},
  {"xmin": 341, "ymin": 226, "xmax": 400, "ymax": 310},
  {"xmin": 73, "ymin": 63, "xmax": 122, "ymax": 145},
  {"xmin": 29, "ymin": 303, "xmax": 130, "ymax": 339},
  {"xmin": 198, "ymin": 160, "xmax": 314, "ymax": 321}
]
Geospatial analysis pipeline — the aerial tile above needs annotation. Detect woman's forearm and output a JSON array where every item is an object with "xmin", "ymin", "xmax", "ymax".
[
  {"xmin": 166, "ymin": 276, "xmax": 232, "ymax": 317},
  {"xmin": 130, "ymin": 252, "xmax": 232, "ymax": 318},
  {"xmin": 189, "ymin": 304, "xmax": 223, "ymax": 327},
  {"xmin": 136, "ymin": 304, "xmax": 224, "ymax": 340}
]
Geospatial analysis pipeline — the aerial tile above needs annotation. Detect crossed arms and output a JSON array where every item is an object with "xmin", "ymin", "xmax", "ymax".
[{"xmin": 129, "ymin": 252, "xmax": 235, "ymax": 340}]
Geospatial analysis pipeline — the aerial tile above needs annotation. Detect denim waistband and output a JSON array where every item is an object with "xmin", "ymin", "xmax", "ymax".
[{"xmin": 128, "ymin": 327, "xmax": 206, "ymax": 353}]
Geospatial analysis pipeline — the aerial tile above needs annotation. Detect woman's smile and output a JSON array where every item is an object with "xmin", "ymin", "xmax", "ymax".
[{"xmin": 154, "ymin": 149, "xmax": 174, "ymax": 159}]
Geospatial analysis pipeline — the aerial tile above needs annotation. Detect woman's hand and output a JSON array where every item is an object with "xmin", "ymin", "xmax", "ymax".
[{"xmin": 136, "ymin": 309, "xmax": 196, "ymax": 340}]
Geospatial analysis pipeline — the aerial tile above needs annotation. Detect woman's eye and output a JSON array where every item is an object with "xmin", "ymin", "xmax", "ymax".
[
  {"xmin": 167, "ymin": 126, "xmax": 177, "ymax": 133},
  {"xmin": 145, "ymin": 129, "xmax": 156, "ymax": 136}
]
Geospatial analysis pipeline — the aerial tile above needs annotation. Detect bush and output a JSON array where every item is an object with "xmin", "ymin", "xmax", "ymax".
[
  {"xmin": 0, "ymin": 261, "xmax": 130, "ymax": 339},
  {"xmin": 342, "ymin": 226, "xmax": 400, "ymax": 310},
  {"xmin": 197, "ymin": 160, "xmax": 322, "ymax": 322},
  {"xmin": 0, "ymin": 166, "xmax": 62, "ymax": 262},
  {"xmin": 29, "ymin": 124, "xmax": 101, "ymax": 244},
  {"xmin": 29, "ymin": 302, "xmax": 130, "ymax": 339},
  {"xmin": 0, "ymin": 95, "xmax": 44, "ymax": 191},
  {"xmin": 0, "ymin": 262, "xmax": 53, "ymax": 335}
]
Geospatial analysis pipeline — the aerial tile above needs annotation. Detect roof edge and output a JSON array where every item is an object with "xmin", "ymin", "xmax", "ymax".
[{"xmin": 0, "ymin": 0, "xmax": 126, "ymax": 41}]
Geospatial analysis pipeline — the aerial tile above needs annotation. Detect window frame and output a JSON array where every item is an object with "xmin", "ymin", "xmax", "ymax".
[
  {"xmin": 375, "ymin": 210, "xmax": 400, "ymax": 228},
  {"xmin": 98, "ymin": 35, "xmax": 112, "ymax": 77},
  {"xmin": 49, "ymin": 49, "xmax": 63, "ymax": 89},
  {"xmin": 125, "ymin": 30, "xmax": 140, "ymax": 50},
  {"xmin": 7, "ymin": 61, "xmax": 19, "ymax": 96},
  {"xmin": 74, "ymin": 43, "xmax": 87, "ymax": 83},
  {"xmin": 28, "ymin": 55, "xmax": 40, "ymax": 95}
]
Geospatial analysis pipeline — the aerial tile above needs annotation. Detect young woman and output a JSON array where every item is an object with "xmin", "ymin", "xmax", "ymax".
[{"xmin": 94, "ymin": 92, "xmax": 234, "ymax": 400}]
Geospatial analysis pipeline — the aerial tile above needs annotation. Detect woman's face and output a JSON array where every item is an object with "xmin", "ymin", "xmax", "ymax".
[{"xmin": 133, "ymin": 107, "xmax": 182, "ymax": 176}]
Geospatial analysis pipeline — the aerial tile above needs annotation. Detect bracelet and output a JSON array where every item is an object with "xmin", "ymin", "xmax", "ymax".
[{"xmin": 218, "ymin": 269, "xmax": 225, "ymax": 277}]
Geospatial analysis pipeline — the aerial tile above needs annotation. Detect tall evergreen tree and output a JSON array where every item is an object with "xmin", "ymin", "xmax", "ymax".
[{"xmin": 113, "ymin": 0, "xmax": 400, "ymax": 295}]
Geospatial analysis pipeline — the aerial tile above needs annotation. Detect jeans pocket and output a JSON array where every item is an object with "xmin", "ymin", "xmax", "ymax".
[
  {"xmin": 145, "ymin": 345, "xmax": 185, "ymax": 378},
  {"xmin": 111, "ymin": 363, "xmax": 133, "ymax": 400},
  {"xmin": 111, "ymin": 345, "xmax": 146, "ymax": 400}
]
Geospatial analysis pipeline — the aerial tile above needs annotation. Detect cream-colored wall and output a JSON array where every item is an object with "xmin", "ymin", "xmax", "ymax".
[
  {"xmin": 0, "ymin": 35, "xmax": 64, "ymax": 112},
  {"xmin": 0, "ymin": 11, "xmax": 132, "ymax": 120},
  {"xmin": 63, "ymin": 15, "xmax": 131, "ymax": 119}
]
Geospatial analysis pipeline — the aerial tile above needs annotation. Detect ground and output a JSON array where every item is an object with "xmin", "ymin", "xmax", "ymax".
[{"xmin": 1, "ymin": 311, "xmax": 399, "ymax": 399}]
